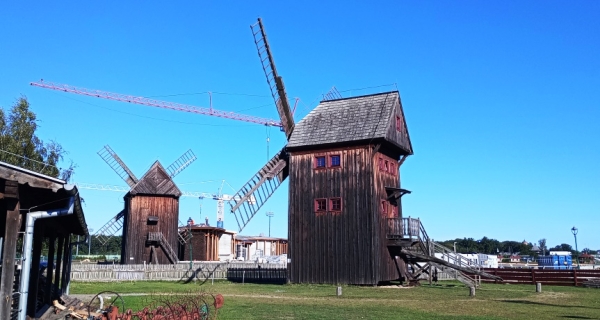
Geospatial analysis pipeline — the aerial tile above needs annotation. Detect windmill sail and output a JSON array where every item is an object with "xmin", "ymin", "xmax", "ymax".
[
  {"xmin": 166, "ymin": 149, "xmax": 197, "ymax": 178},
  {"xmin": 94, "ymin": 209, "xmax": 125, "ymax": 246},
  {"xmin": 251, "ymin": 18, "xmax": 295, "ymax": 139},
  {"xmin": 97, "ymin": 145, "xmax": 139, "ymax": 188},
  {"xmin": 228, "ymin": 147, "xmax": 288, "ymax": 232}
]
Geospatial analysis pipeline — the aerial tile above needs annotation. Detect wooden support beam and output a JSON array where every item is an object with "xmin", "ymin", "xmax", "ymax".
[
  {"xmin": 53, "ymin": 236, "xmax": 64, "ymax": 294},
  {"xmin": 0, "ymin": 180, "xmax": 20, "ymax": 320},
  {"xmin": 27, "ymin": 224, "xmax": 44, "ymax": 316},
  {"xmin": 44, "ymin": 234, "xmax": 56, "ymax": 304}
]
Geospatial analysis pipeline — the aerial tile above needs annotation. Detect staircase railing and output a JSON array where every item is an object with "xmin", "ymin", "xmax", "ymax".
[
  {"xmin": 387, "ymin": 217, "xmax": 479, "ymax": 287},
  {"xmin": 148, "ymin": 232, "xmax": 179, "ymax": 264}
]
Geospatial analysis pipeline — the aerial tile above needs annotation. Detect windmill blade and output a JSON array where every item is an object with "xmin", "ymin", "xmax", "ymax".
[
  {"xmin": 97, "ymin": 145, "xmax": 138, "ymax": 188},
  {"xmin": 94, "ymin": 210, "xmax": 125, "ymax": 246},
  {"xmin": 250, "ymin": 18, "xmax": 295, "ymax": 139},
  {"xmin": 166, "ymin": 149, "xmax": 197, "ymax": 178},
  {"xmin": 227, "ymin": 147, "xmax": 288, "ymax": 232}
]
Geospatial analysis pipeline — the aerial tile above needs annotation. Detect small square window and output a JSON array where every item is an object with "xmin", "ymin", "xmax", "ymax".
[
  {"xmin": 330, "ymin": 155, "xmax": 341, "ymax": 167},
  {"xmin": 330, "ymin": 198, "xmax": 341, "ymax": 211},
  {"xmin": 315, "ymin": 198, "xmax": 327, "ymax": 211},
  {"xmin": 315, "ymin": 156, "xmax": 326, "ymax": 168},
  {"xmin": 396, "ymin": 116, "xmax": 403, "ymax": 132},
  {"xmin": 380, "ymin": 200, "xmax": 388, "ymax": 215}
]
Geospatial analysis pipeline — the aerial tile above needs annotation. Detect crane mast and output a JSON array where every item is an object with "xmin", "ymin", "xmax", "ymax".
[{"xmin": 30, "ymin": 80, "xmax": 283, "ymax": 128}]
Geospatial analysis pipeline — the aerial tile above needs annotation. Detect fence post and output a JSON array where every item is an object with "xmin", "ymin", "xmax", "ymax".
[
  {"xmin": 536, "ymin": 282, "xmax": 542, "ymax": 293},
  {"xmin": 469, "ymin": 287, "xmax": 476, "ymax": 296},
  {"xmin": 531, "ymin": 269, "xmax": 536, "ymax": 284},
  {"xmin": 573, "ymin": 269, "xmax": 578, "ymax": 286},
  {"xmin": 336, "ymin": 286, "xmax": 342, "ymax": 297}
]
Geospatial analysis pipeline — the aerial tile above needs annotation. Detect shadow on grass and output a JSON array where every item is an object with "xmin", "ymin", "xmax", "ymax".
[
  {"xmin": 501, "ymin": 299, "xmax": 600, "ymax": 310},
  {"xmin": 559, "ymin": 316, "xmax": 599, "ymax": 319}
]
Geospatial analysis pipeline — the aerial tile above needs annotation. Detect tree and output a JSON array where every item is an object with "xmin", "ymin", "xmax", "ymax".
[
  {"xmin": 0, "ymin": 97, "xmax": 75, "ymax": 180},
  {"xmin": 538, "ymin": 239, "xmax": 547, "ymax": 256}
]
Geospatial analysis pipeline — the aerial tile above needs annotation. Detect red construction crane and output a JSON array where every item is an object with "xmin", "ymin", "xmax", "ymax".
[{"xmin": 30, "ymin": 80, "xmax": 283, "ymax": 128}]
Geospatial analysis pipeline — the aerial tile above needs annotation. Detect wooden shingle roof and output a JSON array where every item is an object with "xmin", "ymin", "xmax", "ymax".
[
  {"xmin": 287, "ymin": 91, "xmax": 412, "ymax": 154},
  {"xmin": 129, "ymin": 161, "xmax": 181, "ymax": 197}
]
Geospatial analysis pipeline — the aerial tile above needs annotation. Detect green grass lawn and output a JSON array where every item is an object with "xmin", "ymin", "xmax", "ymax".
[{"xmin": 70, "ymin": 281, "xmax": 600, "ymax": 319}]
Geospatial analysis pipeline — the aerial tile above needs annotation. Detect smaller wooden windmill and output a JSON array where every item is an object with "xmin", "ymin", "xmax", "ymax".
[{"xmin": 94, "ymin": 145, "xmax": 197, "ymax": 264}]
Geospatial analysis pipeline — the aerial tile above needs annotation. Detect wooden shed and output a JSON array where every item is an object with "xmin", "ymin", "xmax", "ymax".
[
  {"xmin": 285, "ymin": 91, "xmax": 413, "ymax": 285},
  {"xmin": 179, "ymin": 226, "xmax": 231, "ymax": 261},
  {"xmin": 0, "ymin": 161, "xmax": 87, "ymax": 319},
  {"xmin": 121, "ymin": 161, "xmax": 181, "ymax": 265}
]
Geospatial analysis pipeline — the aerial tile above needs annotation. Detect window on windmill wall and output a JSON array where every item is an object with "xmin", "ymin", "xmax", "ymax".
[
  {"xmin": 315, "ymin": 156, "xmax": 326, "ymax": 168},
  {"xmin": 330, "ymin": 155, "xmax": 341, "ymax": 167},
  {"xmin": 315, "ymin": 198, "xmax": 327, "ymax": 212},
  {"xmin": 329, "ymin": 198, "xmax": 341, "ymax": 211},
  {"xmin": 380, "ymin": 199, "xmax": 388, "ymax": 215}
]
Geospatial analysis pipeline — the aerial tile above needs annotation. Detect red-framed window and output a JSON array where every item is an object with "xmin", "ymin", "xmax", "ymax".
[
  {"xmin": 396, "ymin": 116, "xmax": 403, "ymax": 132},
  {"xmin": 315, "ymin": 198, "xmax": 327, "ymax": 212},
  {"xmin": 330, "ymin": 155, "xmax": 341, "ymax": 167},
  {"xmin": 380, "ymin": 199, "xmax": 388, "ymax": 215},
  {"xmin": 329, "ymin": 198, "xmax": 342, "ymax": 211},
  {"xmin": 315, "ymin": 156, "xmax": 326, "ymax": 168}
]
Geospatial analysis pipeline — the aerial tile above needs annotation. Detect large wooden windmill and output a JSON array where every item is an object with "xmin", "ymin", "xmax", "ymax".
[
  {"xmin": 30, "ymin": 18, "xmax": 415, "ymax": 284},
  {"xmin": 96, "ymin": 145, "xmax": 197, "ymax": 264},
  {"xmin": 222, "ymin": 19, "xmax": 414, "ymax": 285}
]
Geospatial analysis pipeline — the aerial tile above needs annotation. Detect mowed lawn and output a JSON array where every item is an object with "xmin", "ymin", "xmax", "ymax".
[{"xmin": 70, "ymin": 281, "xmax": 600, "ymax": 320}]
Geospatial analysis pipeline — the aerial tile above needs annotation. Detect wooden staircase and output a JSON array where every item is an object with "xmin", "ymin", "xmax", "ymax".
[
  {"xmin": 386, "ymin": 218, "xmax": 501, "ymax": 288},
  {"xmin": 147, "ymin": 232, "xmax": 179, "ymax": 264}
]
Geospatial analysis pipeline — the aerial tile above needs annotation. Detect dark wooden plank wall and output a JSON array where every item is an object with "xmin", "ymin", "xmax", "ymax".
[
  {"xmin": 289, "ymin": 145, "xmax": 385, "ymax": 285},
  {"xmin": 384, "ymin": 98, "xmax": 412, "ymax": 153},
  {"xmin": 181, "ymin": 229, "xmax": 220, "ymax": 261},
  {"xmin": 373, "ymin": 151, "xmax": 402, "ymax": 282},
  {"xmin": 123, "ymin": 195, "xmax": 179, "ymax": 264}
]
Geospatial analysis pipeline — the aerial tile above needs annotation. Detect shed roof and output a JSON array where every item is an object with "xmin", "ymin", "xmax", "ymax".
[
  {"xmin": 129, "ymin": 161, "xmax": 182, "ymax": 197},
  {"xmin": 287, "ymin": 91, "xmax": 412, "ymax": 154},
  {"xmin": 0, "ymin": 161, "xmax": 87, "ymax": 235}
]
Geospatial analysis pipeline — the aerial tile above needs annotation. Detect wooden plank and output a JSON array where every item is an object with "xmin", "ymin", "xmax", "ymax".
[
  {"xmin": 44, "ymin": 234, "xmax": 56, "ymax": 304},
  {"xmin": 0, "ymin": 180, "xmax": 20, "ymax": 320}
]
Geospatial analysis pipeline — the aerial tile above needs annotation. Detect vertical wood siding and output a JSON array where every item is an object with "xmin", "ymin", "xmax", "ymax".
[
  {"xmin": 122, "ymin": 195, "xmax": 179, "ymax": 264},
  {"xmin": 289, "ymin": 145, "xmax": 395, "ymax": 285}
]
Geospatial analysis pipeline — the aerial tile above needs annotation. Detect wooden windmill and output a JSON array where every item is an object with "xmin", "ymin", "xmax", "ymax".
[
  {"xmin": 225, "ymin": 19, "xmax": 414, "ymax": 285},
  {"xmin": 95, "ymin": 145, "xmax": 197, "ymax": 264}
]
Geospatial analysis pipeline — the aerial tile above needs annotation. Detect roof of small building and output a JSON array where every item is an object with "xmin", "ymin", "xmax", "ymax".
[
  {"xmin": 129, "ymin": 161, "xmax": 182, "ymax": 197},
  {"xmin": 0, "ymin": 161, "xmax": 87, "ymax": 235},
  {"xmin": 287, "ymin": 91, "xmax": 412, "ymax": 154}
]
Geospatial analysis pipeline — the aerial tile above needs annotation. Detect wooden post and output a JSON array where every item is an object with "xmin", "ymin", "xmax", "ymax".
[
  {"xmin": 44, "ymin": 234, "xmax": 56, "ymax": 304},
  {"xmin": 27, "ymin": 224, "xmax": 44, "ymax": 316},
  {"xmin": 469, "ymin": 287, "xmax": 476, "ymax": 296},
  {"xmin": 0, "ymin": 181, "xmax": 20, "ymax": 320},
  {"xmin": 337, "ymin": 286, "xmax": 342, "ymax": 296},
  {"xmin": 573, "ymin": 269, "xmax": 578, "ymax": 286},
  {"xmin": 53, "ymin": 235, "xmax": 64, "ymax": 293},
  {"xmin": 536, "ymin": 282, "xmax": 542, "ymax": 292},
  {"xmin": 531, "ymin": 269, "xmax": 536, "ymax": 284}
]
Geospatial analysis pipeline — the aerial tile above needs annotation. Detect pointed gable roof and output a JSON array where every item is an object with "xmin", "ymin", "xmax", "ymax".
[
  {"xmin": 129, "ymin": 161, "xmax": 182, "ymax": 197},
  {"xmin": 287, "ymin": 91, "xmax": 413, "ymax": 154}
]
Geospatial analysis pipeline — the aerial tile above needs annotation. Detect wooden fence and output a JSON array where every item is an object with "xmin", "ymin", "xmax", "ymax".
[
  {"xmin": 70, "ymin": 262, "xmax": 287, "ymax": 282},
  {"xmin": 466, "ymin": 268, "xmax": 600, "ymax": 287}
]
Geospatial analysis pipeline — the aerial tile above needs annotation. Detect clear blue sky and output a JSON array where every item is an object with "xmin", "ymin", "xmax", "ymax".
[{"xmin": 1, "ymin": 2, "xmax": 598, "ymax": 251}]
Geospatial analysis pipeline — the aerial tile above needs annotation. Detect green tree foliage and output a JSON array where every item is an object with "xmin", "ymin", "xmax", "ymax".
[
  {"xmin": 0, "ymin": 97, "xmax": 75, "ymax": 180},
  {"xmin": 439, "ymin": 237, "xmax": 579, "ymax": 256}
]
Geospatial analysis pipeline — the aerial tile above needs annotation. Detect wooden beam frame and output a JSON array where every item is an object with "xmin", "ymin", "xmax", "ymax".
[{"xmin": 0, "ymin": 180, "xmax": 20, "ymax": 320}]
